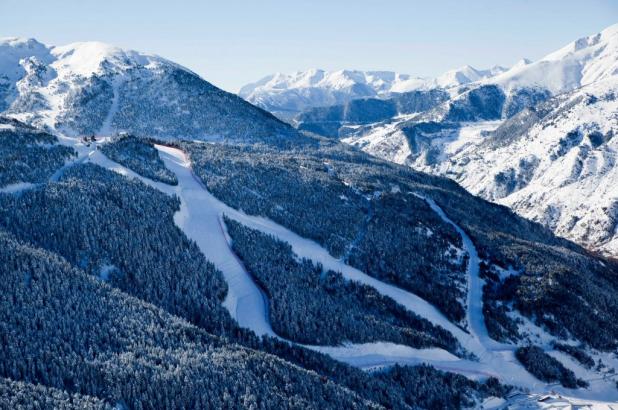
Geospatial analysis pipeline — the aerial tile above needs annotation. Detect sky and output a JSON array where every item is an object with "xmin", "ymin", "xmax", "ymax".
[{"xmin": 1, "ymin": 0, "xmax": 616, "ymax": 92}]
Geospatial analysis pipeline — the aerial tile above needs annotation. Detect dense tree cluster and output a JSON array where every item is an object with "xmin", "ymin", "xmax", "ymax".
[
  {"xmin": 185, "ymin": 137, "xmax": 618, "ymax": 351},
  {"xmin": 0, "ymin": 130, "xmax": 511, "ymax": 409},
  {"xmin": 0, "ymin": 117, "xmax": 75, "ymax": 187},
  {"xmin": 100, "ymin": 135, "xmax": 177, "ymax": 184},
  {"xmin": 108, "ymin": 66, "xmax": 305, "ymax": 146},
  {"xmin": 0, "ymin": 230, "xmax": 375, "ymax": 409},
  {"xmin": 57, "ymin": 75, "xmax": 113, "ymax": 136},
  {"xmin": 224, "ymin": 217, "xmax": 461, "ymax": 353},
  {"xmin": 371, "ymin": 365, "xmax": 509, "ymax": 410},
  {"xmin": 414, "ymin": 180, "xmax": 618, "ymax": 351},
  {"xmin": 186, "ymin": 141, "xmax": 468, "ymax": 323},
  {"xmin": 479, "ymin": 262, "xmax": 522, "ymax": 343},
  {"xmin": 0, "ymin": 378, "xmax": 111, "ymax": 410},
  {"xmin": 0, "ymin": 163, "xmax": 235, "ymax": 336},
  {"xmin": 515, "ymin": 346, "xmax": 588, "ymax": 389},
  {"xmin": 0, "ymin": 155, "xmax": 506, "ymax": 409}
]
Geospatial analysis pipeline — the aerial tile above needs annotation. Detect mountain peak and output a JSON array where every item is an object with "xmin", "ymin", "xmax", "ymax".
[
  {"xmin": 0, "ymin": 38, "xmax": 295, "ymax": 142},
  {"xmin": 490, "ymin": 23, "xmax": 618, "ymax": 93},
  {"xmin": 0, "ymin": 37, "xmax": 48, "ymax": 49}
]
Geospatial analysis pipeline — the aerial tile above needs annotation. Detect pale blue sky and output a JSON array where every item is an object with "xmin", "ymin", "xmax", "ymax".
[{"xmin": 1, "ymin": 0, "xmax": 616, "ymax": 92}]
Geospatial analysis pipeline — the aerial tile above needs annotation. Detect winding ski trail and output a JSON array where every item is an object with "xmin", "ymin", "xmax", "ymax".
[
  {"xmin": 144, "ymin": 146, "xmax": 541, "ymax": 385},
  {"xmin": 86, "ymin": 143, "xmax": 618, "ymax": 402},
  {"xmin": 91, "ymin": 145, "xmax": 489, "ymax": 376}
]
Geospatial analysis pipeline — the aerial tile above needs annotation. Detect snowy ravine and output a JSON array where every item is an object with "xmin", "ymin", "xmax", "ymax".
[{"xmin": 78, "ymin": 141, "xmax": 618, "ymax": 404}]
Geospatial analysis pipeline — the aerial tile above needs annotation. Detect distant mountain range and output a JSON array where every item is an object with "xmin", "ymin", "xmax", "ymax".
[{"xmin": 238, "ymin": 65, "xmax": 510, "ymax": 119}]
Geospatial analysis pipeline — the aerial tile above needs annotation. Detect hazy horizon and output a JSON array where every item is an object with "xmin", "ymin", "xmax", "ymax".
[{"xmin": 1, "ymin": 0, "xmax": 616, "ymax": 92}]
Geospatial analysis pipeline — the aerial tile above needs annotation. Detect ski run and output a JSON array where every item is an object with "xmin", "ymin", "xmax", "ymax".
[{"xmin": 47, "ymin": 137, "xmax": 618, "ymax": 407}]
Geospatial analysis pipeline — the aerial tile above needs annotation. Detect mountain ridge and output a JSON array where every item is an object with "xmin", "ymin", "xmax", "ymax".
[
  {"xmin": 0, "ymin": 37, "xmax": 299, "ymax": 144},
  {"xmin": 239, "ymin": 65, "xmax": 511, "ymax": 119},
  {"xmin": 334, "ymin": 23, "xmax": 618, "ymax": 257}
]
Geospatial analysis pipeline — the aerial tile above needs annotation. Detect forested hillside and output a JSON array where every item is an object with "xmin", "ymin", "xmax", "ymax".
[
  {"xmin": 0, "ymin": 117, "xmax": 75, "ymax": 188},
  {"xmin": 100, "ymin": 135, "xmax": 178, "ymax": 185},
  {"xmin": 0, "ymin": 122, "xmax": 508, "ymax": 408},
  {"xmin": 0, "ymin": 230, "xmax": 377, "ymax": 409},
  {"xmin": 188, "ymin": 142, "xmax": 469, "ymax": 323},
  {"xmin": 186, "ymin": 139, "xmax": 618, "ymax": 350},
  {"xmin": 2, "ymin": 16, "xmax": 617, "ymax": 409},
  {"xmin": 224, "ymin": 217, "xmax": 461, "ymax": 353}
]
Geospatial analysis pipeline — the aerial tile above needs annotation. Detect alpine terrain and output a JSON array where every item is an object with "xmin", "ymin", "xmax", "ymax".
[
  {"xmin": 239, "ymin": 65, "xmax": 508, "ymax": 120},
  {"xmin": 1, "ymin": 26, "xmax": 618, "ymax": 410},
  {"xmin": 245, "ymin": 24, "xmax": 618, "ymax": 260}
]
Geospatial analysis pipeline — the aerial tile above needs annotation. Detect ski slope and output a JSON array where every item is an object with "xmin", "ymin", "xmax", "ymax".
[
  {"xmin": 144, "ymin": 146, "xmax": 539, "ymax": 384},
  {"xmin": 80, "ymin": 141, "xmax": 618, "ymax": 404}
]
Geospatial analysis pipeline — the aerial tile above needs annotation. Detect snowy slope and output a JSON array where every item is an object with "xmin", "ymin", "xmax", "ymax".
[
  {"xmin": 488, "ymin": 23, "xmax": 618, "ymax": 94},
  {"xmin": 239, "ymin": 66, "xmax": 508, "ymax": 119},
  {"xmin": 90, "ymin": 141, "xmax": 618, "ymax": 402},
  {"xmin": 343, "ymin": 24, "xmax": 618, "ymax": 256},
  {"xmin": 345, "ymin": 22, "xmax": 618, "ymax": 149},
  {"xmin": 435, "ymin": 64, "xmax": 507, "ymax": 88},
  {"xmin": 454, "ymin": 80, "xmax": 618, "ymax": 256},
  {"xmin": 0, "ymin": 37, "xmax": 296, "ymax": 143}
]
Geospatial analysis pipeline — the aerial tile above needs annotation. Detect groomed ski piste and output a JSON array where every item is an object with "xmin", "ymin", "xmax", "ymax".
[{"xmin": 19, "ymin": 136, "xmax": 618, "ymax": 408}]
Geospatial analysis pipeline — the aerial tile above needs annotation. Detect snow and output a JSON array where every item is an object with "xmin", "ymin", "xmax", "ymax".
[
  {"xmin": 435, "ymin": 65, "xmax": 507, "ymax": 88},
  {"xmin": 98, "ymin": 75, "xmax": 125, "ymax": 136},
  {"xmin": 0, "ymin": 37, "xmax": 53, "ymax": 84},
  {"xmin": 487, "ymin": 23, "xmax": 618, "ymax": 93},
  {"xmin": 342, "ymin": 24, "xmax": 618, "ymax": 258},
  {"xmin": 0, "ymin": 182, "xmax": 36, "ymax": 194},
  {"xmin": 98, "ymin": 145, "xmax": 543, "ymax": 387},
  {"xmin": 50, "ymin": 41, "xmax": 171, "ymax": 78},
  {"xmin": 89, "ymin": 144, "xmax": 490, "ymax": 374},
  {"xmin": 450, "ymin": 80, "xmax": 618, "ymax": 256},
  {"xmin": 77, "ymin": 139, "xmax": 618, "ymax": 402},
  {"xmin": 500, "ymin": 392, "xmax": 618, "ymax": 409},
  {"xmin": 90, "ymin": 145, "xmax": 277, "ymax": 337},
  {"xmin": 0, "ymin": 37, "xmax": 203, "ymax": 136},
  {"xmin": 342, "ymin": 121, "xmax": 413, "ymax": 164},
  {"xmin": 239, "ymin": 64, "xmax": 510, "ymax": 114}
]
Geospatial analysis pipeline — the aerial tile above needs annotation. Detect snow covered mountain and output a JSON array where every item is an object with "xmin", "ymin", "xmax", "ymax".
[
  {"xmin": 4, "ymin": 27, "xmax": 618, "ymax": 407},
  {"xmin": 448, "ymin": 80, "xmax": 618, "ymax": 255},
  {"xmin": 434, "ymin": 64, "xmax": 508, "ymax": 88},
  {"xmin": 239, "ymin": 66, "xmax": 507, "ymax": 120},
  {"xmin": 488, "ymin": 25, "xmax": 617, "ymax": 94},
  {"xmin": 343, "ymin": 23, "xmax": 618, "ymax": 256},
  {"xmin": 0, "ymin": 37, "xmax": 295, "ymax": 142}
]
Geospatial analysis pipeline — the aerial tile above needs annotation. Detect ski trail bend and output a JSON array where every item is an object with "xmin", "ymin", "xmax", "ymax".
[
  {"xmin": 91, "ymin": 145, "xmax": 471, "ymax": 374},
  {"xmin": 413, "ymin": 194, "xmax": 512, "ymax": 352},
  {"xmin": 152, "ymin": 145, "xmax": 546, "ymax": 388},
  {"xmin": 92, "ymin": 144, "xmax": 544, "ymax": 389},
  {"xmin": 414, "ymin": 194, "xmax": 541, "ymax": 388},
  {"xmin": 89, "ymin": 146, "xmax": 276, "ymax": 338}
]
